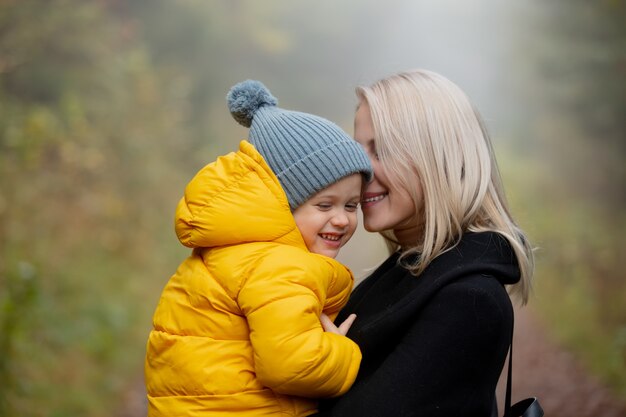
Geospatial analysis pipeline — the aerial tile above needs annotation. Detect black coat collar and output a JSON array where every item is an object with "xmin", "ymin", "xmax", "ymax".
[{"xmin": 339, "ymin": 232, "xmax": 520, "ymax": 352}]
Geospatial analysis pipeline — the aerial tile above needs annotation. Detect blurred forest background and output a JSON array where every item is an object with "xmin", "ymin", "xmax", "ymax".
[{"xmin": 0, "ymin": 0, "xmax": 624, "ymax": 416}]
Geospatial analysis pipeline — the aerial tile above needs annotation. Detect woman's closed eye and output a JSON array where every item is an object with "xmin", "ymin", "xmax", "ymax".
[{"xmin": 367, "ymin": 140, "xmax": 379, "ymax": 160}]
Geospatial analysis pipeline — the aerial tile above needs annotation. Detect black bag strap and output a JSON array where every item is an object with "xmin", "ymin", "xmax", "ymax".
[
  {"xmin": 503, "ymin": 313, "xmax": 514, "ymax": 416},
  {"xmin": 503, "ymin": 310, "xmax": 544, "ymax": 417}
]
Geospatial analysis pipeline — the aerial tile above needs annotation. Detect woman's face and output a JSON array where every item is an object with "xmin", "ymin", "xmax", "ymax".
[{"xmin": 354, "ymin": 101, "xmax": 423, "ymax": 245}]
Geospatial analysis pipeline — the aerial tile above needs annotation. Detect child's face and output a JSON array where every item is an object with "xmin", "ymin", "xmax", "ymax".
[{"xmin": 292, "ymin": 174, "xmax": 363, "ymax": 259}]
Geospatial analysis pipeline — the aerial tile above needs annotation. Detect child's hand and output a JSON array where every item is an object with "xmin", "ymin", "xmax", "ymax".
[{"xmin": 320, "ymin": 313, "xmax": 356, "ymax": 336}]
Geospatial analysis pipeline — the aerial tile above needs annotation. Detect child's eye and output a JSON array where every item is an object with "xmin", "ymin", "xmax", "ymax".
[
  {"xmin": 316, "ymin": 203, "xmax": 332, "ymax": 210},
  {"xmin": 345, "ymin": 203, "xmax": 359, "ymax": 212}
]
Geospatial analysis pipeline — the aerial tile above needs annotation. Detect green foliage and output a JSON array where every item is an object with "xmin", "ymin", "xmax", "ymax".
[
  {"xmin": 0, "ymin": 0, "xmax": 188, "ymax": 415},
  {"xmin": 518, "ymin": 0, "xmax": 626, "ymax": 209},
  {"xmin": 501, "ymin": 0, "xmax": 626, "ymax": 398},
  {"xmin": 500, "ymin": 145, "xmax": 626, "ymax": 400},
  {"xmin": 0, "ymin": 259, "xmax": 38, "ymax": 416},
  {"xmin": 534, "ymin": 215, "xmax": 626, "ymax": 396}
]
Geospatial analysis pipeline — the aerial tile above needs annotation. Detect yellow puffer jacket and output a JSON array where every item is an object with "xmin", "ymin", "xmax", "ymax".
[{"xmin": 145, "ymin": 140, "xmax": 361, "ymax": 417}]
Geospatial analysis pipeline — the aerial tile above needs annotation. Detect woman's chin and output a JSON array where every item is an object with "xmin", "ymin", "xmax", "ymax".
[{"xmin": 363, "ymin": 219, "xmax": 385, "ymax": 233}]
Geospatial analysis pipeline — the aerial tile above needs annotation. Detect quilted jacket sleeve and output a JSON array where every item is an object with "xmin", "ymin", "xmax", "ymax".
[{"xmin": 237, "ymin": 251, "xmax": 361, "ymax": 398}]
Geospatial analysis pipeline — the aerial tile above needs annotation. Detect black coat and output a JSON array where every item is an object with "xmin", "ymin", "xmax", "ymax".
[{"xmin": 315, "ymin": 232, "xmax": 519, "ymax": 417}]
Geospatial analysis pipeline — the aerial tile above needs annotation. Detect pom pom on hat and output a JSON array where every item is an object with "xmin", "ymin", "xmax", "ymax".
[
  {"xmin": 226, "ymin": 80, "xmax": 373, "ymax": 210},
  {"xmin": 227, "ymin": 80, "xmax": 278, "ymax": 128}
]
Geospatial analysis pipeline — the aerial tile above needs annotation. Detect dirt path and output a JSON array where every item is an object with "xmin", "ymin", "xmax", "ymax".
[
  {"xmin": 496, "ymin": 306, "xmax": 626, "ymax": 417},
  {"xmin": 125, "ymin": 307, "xmax": 626, "ymax": 416}
]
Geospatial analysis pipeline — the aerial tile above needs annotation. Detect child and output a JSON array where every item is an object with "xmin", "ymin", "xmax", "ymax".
[{"xmin": 145, "ymin": 80, "xmax": 372, "ymax": 416}]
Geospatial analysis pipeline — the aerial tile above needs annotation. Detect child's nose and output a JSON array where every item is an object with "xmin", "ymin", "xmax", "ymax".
[{"xmin": 331, "ymin": 211, "xmax": 349, "ymax": 227}]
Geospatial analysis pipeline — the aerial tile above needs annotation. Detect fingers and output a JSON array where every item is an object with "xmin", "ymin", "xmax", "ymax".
[
  {"xmin": 320, "ymin": 313, "xmax": 357, "ymax": 336},
  {"xmin": 337, "ymin": 313, "xmax": 357, "ymax": 335},
  {"xmin": 320, "ymin": 313, "xmax": 335, "ymax": 333}
]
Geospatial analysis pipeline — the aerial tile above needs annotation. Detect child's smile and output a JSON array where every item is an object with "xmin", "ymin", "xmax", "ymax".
[{"xmin": 292, "ymin": 174, "xmax": 363, "ymax": 259}]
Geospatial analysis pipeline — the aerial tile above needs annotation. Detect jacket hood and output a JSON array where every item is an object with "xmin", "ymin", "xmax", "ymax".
[
  {"xmin": 439, "ymin": 231, "xmax": 521, "ymax": 286},
  {"xmin": 174, "ymin": 140, "xmax": 305, "ymax": 249},
  {"xmin": 404, "ymin": 231, "xmax": 521, "ymax": 286}
]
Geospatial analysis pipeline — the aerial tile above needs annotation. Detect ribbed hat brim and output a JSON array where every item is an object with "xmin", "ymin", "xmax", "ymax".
[
  {"xmin": 246, "ymin": 100, "xmax": 373, "ymax": 210},
  {"xmin": 277, "ymin": 140, "xmax": 372, "ymax": 209}
]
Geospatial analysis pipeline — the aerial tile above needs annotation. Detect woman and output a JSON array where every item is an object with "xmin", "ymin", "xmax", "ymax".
[{"xmin": 316, "ymin": 69, "xmax": 534, "ymax": 416}]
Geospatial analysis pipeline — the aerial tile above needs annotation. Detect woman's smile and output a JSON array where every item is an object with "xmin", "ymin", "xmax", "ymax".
[{"xmin": 361, "ymin": 192, "xmax": 388, "ymax": 208}]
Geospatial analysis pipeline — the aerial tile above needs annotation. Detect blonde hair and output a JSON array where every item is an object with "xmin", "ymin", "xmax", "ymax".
[{"xmin": 356, "ymin": 69, "xmax": 534, "ymax": 304}]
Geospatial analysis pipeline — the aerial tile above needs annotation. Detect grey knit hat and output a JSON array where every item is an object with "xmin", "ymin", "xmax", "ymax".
[{"xmin": 227, "ymin": 80, "xmax": 372, "ymax": 210}]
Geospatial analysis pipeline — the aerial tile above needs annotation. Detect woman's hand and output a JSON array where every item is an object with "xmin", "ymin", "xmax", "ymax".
[{"xmin": 320, "ymin": 313, "xmax": 356, "ymax": 336}]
